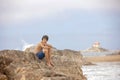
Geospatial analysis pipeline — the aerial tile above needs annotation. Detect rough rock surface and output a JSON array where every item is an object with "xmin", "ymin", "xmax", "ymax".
[
  {"xmin": 82, "ymin": 58, "xmax": 95, "ymax": 66},
  {"xmin": 0, "ymin": 49, "xmax": 86, "ymax": 80}
]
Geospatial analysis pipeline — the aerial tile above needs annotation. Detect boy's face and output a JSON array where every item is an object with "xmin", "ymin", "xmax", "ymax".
[{"xmin": 42, "ymin": 38, "xmax": 47, "ymax": 43}]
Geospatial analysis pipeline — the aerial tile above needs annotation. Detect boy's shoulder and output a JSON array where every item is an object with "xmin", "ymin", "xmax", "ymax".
[{"xmin": 37, "ymin": 42, "xmax": 42, "ymax": 46}]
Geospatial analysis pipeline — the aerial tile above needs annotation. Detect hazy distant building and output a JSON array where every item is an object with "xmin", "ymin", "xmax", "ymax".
[
  {"xmin": 81, "ymin": 41, "xmax": 108, "ymax": 52},
  {"xmin": 92, "ymin": 42, "xmax": 100, "ymax": 48}
]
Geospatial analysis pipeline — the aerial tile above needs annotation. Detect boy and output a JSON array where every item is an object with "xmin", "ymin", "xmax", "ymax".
[{"xmin": 34, "ymin": 35, "xmax": 54, "ymax": 67}]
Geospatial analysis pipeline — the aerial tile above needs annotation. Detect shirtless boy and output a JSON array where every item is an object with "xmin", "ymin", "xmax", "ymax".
[{"xmin": 34, "ymin": 35, "xmax": 54, "ymax": 67}]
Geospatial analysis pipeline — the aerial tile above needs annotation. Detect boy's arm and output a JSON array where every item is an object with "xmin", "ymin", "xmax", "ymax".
[
  {"xmin": 40, "ymin": 43, "xmax": 49, "ymax": 49},
  {"xmin": 46, "ymin": 44, "xmax": 52, "ymax": 48}
]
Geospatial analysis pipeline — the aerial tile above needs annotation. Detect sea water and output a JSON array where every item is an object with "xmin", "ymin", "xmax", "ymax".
[
  {"xmin": 81, "ymin": 52, "xmax": 114, "ymax": 57},
  {"xmin": 82, "ymin": 62, "xmax": 120, "ymax": 80}
]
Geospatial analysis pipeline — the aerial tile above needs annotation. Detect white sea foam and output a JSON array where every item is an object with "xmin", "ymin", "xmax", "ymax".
[
  {"xmin": 82, "ymin": 62, "xmax": 120, "ymax": 80},
  {"xmin": 21, "ymin": 40, "xmax": 34, "ymax": 51}
]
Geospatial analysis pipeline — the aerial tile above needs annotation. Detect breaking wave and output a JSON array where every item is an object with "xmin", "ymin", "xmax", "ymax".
[{"xmin": 21, "ymin": 40, "xmax": 34, "ymax": 51}]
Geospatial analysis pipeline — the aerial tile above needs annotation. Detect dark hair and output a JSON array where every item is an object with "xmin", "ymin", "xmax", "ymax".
[{"xmin": 42, "ymin": 35, "xmax": 49, "ymax": 41}]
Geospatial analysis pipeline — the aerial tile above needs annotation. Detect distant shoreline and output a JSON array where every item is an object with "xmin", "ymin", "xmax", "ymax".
[{"xmin": 84, "ymin": 55, "xmax": 120, "ymax": 62}]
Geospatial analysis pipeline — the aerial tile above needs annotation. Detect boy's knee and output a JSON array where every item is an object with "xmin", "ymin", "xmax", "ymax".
[
  {"xmin": 48, "ymin": 47, "xmax": 52, "ymax": 50},
  {"xmin": 43, "ymin": 49, "xmax": 49, "ymax": 53}
]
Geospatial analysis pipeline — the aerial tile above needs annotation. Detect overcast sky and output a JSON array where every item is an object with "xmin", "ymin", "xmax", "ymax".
[{"xmin": 0, "ymin": 0, "xmax": 120, "ymax": 50}]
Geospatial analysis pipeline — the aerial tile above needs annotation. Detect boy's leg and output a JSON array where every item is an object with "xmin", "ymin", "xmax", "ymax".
[
  {"xmin": 43, "ymin": 49, "xmax": 52, "ymax": 66},
  {"xmin": 48, "ymin": 47, "xmax": 54, "ymax": 66},
  {"xmin": 48, "ymin": 47, "xmax": 51, "ymax": 61},
  {"xmin": 44, "ymin": 49, "xmax": 50, "ymax": 64}
]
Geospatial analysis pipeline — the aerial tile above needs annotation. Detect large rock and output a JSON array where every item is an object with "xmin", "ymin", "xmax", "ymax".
[
  {"xmin": 82, "ymin": 58, "xmax": 96, "ymax": 66},
  {"xmin": 0, "ymin": 50, "xmax": 86, "ymax": 80},
  {"xmin": 81, "ymin": 47, "xmax": 108, "ymax": 53},
  {"xmin": 0, "ymin": 73, "xmax": 7, "ymax": 80}
]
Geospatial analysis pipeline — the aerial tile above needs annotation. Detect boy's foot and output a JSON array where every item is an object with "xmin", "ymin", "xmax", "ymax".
[
  {"xmin": 50, "ymin": 62, "xmax": 54, "ymax": 67},
  {"xmin": 47, "ymin": 63, "xmax": 53, "ymax": 68}
]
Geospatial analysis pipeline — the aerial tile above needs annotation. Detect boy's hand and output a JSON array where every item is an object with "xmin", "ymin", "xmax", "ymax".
[
  {"xmin": 44, "ymin": 46, "xmax": 49, "ymax": 49},
  {"xmin": 46, "ymin": 44, "xmax": 52, "ymax": 48}
]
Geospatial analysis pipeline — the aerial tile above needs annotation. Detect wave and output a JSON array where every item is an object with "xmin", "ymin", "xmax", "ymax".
[
  {"xmin": 21, "ymin": 40, "xmax": 34, "ymax": 51},
  {"xmin": 82, "ymin": 62, "xmax": 120, "ymax": 80}
]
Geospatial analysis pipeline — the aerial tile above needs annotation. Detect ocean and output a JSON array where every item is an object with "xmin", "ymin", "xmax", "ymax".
[
  {"xmin": 82, "ymin": 62, "xmax": 120, "ymax": 80},
  {"xmin": 81, "ymin": 52, "xmax": 114, "ymax": 57},
  {"xmin": 81, "ymin": 51, "xmax": 120, "ymax": 80}
]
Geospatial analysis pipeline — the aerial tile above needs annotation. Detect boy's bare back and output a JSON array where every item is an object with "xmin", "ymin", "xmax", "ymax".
[{"xmin": 34, "ymin": 42, "xmax": 42, "ymax": 54}]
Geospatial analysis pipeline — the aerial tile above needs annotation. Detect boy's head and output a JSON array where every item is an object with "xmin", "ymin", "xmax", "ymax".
[{"xmin": 42, "ymin": 35, "xmax": 49, "ymax": 43}]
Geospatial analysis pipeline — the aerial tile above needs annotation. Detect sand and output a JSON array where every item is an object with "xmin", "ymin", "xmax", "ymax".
[{"xmin": 84, "ymin": 55, "xmax": 120, "ymax": 62}]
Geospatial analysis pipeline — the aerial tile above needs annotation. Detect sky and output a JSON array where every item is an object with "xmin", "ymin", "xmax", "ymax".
[{"xmin": 0, "ymin": 0, "xmax": 120, "ymax": 50}]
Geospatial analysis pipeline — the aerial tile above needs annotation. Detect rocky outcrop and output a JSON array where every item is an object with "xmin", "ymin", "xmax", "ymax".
[
  {"xmin": 81, "ymin": 47, "xmax": 108, "ymax": 53},
  {"xmin": 82, "ymin": 58, "xmax": 95, "ymax": 66},
  {"xmin": 0, "ymin": 50, "xmax": 86, "ymax": 80},
  {"xmin": 0, "ymin": 73, "xmax": 7, "ymax": 80}
]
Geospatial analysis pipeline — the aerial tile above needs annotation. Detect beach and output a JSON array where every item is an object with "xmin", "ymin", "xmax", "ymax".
[{"xmin": 84, "ymin": 55, "xmax": 120, "ymax": 62}]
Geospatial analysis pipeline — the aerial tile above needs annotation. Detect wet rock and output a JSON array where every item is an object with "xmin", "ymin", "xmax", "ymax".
[
  {"xmin": 82, "ymin": 58, "xmax": 96, "ymax": 66},
  {"xmin": 0, "ymin": 50, "xmax": 86, "ymax": 80},
  {"xmin": 0, "ymin": 73, "xmax": 8, "ymax": 80}
]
